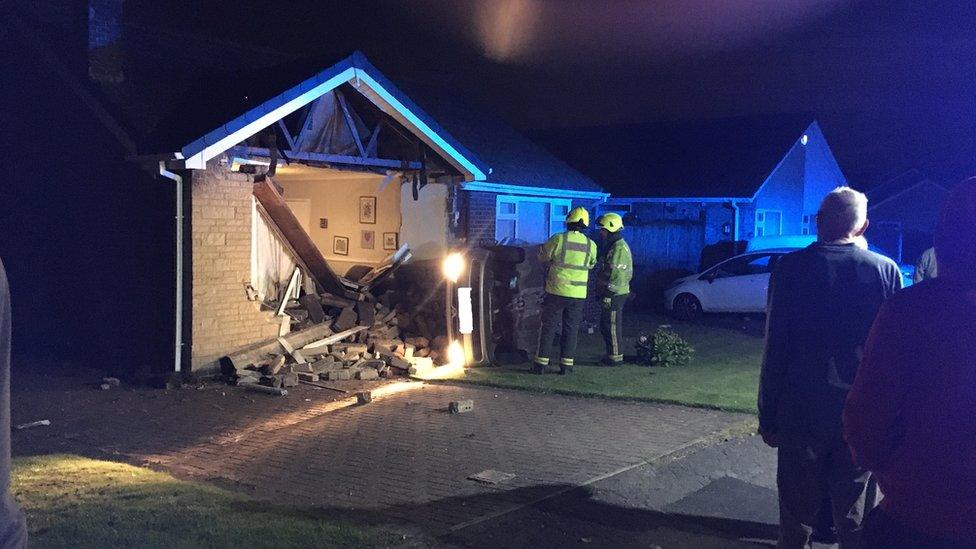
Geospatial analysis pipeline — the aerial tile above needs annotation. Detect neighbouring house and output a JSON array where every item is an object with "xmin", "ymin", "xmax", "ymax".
[
  {"xmin": 137, "ymin": 51, "xmax": 606, "ymax": 374},
  {"xmin": 865, "ymin": 169, "xmax": 950, "ymax": 263},
  {"xmin": 532, "ymin": 115, "xmax": 848, "ymax": 276}
]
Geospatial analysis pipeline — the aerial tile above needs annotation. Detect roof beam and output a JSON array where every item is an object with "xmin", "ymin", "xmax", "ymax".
[
  {"xmin": 365, "ymin": 124, "xmax": 381, "ymax": 157},
  {"xmin": 335, "ymin": 90, "xmax": 367, "ymax": 159},
  {"xmin": 235, "ymin": 146, "xmax": 420, "ymax": 170},
  {"xmin": 277, "ymin": 120, "xmax": 297, "ymax": 150},
  {"xmin": 350, "ymin": 68, "xmax": 486, "ymax": 180}
]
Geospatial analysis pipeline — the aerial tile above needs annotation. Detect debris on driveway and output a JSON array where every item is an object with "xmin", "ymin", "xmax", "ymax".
[
  {"xmin": 468, "ymin": 469, "xmax": 516, "ymax": 485},
  {"xmin": 449, "ymin": 399, "xmax": 474, "ymax": 414},
  {"xmin": 219, "ymin": 285, "xmax": 445, "ymax": 395},
  {"xmin": 15, "ymin": 420, "xmax": 51, "ymax": 430}
]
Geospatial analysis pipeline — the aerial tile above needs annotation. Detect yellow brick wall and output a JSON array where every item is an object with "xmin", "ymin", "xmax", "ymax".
[{"xmin": 190, "ymin": 158, "xmax": 280, "ymax": 374}]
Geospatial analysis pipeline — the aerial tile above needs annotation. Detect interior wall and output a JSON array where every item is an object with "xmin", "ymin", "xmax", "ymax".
[
  {"xmin": 275, "ymin": 166, "xmax": 402, "ymax": 276},
  {"xmin": 400, "ymin": 182, "xmax": 450, "ymax": 260}
]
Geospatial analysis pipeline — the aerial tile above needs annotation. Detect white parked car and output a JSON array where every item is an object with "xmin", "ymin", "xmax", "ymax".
[
  {"xmin": 664, "ymin": 249, "xmax": 793, "ymax": 320},
  {"xmin": 664, "ymin": 242, "xmax": 914, "ymax": 320}
]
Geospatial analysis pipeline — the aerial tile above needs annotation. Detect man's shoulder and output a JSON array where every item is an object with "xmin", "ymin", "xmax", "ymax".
[{"xmin": 855, "ymin": 247, "xmax": 900, "ymax": 271}]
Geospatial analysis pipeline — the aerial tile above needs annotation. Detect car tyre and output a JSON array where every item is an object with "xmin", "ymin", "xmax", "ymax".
[{"xmin": 673, "ymin": 293, "xmax": 703, "ymax": 321}]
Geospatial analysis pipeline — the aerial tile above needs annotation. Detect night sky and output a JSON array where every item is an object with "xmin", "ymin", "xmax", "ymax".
[{"xmin": 134, "ymin": 0, "xmax": 976, "ymax": 186}]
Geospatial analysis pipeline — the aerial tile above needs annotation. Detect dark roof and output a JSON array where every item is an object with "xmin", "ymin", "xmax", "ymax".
[
  {"xmin": 866, "ymin": 169, "xmax": 947, "ymax": 205},
  {"xmin": 389, "ymin": 78, "xmax": 604, "ymax": 192},
  {"xmin": 529, "ymin": 114, "xmax": 816, "ymax": 198},
  {"xmin": 144, "ymin": 50, "xmax": 602, "ymax": 193}
]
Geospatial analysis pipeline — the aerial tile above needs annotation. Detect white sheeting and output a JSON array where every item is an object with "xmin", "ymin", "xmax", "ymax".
[{"xmin": 250, "ymin": 197, "xmax": 299, "ymax": 303}]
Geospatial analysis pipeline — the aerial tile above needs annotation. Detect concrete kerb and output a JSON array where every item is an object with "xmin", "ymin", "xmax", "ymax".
[
  {"xmin": 429, "ymin": 378, "xmax": 758, "ymax": 415},
  {"xmin": 443, "ymin": 417, "xmax": 760, "ymax": 535}
]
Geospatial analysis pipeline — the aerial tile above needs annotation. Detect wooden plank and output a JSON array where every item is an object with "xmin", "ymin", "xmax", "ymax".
[
  {"xmin": 223, "ymin": 323, "xmax": 334, "ymax": 373},
  {"xmin": 276, "ymin": 267, "xmax": 302, "ymax": 316},
  {"xmin": 234, "ymin": 146, "xmax": 421, "ymax": 170},
  {"xmin": 302, "ymin": 326, "xmax": 368, "ymax": 352},
  {"xmin": 277, "ymin": 119, "xmax": 297, "ymax": 150},
  {"xmin": 365, "ymin": 124, "xmax": 381, "ymax": 157},
  {"xmin": 253, "ymin": 179, "xmax": 349, "ymax": 296},
  {"xmin": 335, "ymin": 90, "xmax": 367, "ymax": 159},
  {"xmin": 298, "ymin": 380, "xmax": 349, "ymax": 393}
]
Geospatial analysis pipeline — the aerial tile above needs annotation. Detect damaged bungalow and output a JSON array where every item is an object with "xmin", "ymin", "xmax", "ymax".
[{"xmin": 139, "ymin": 51, "xmax": 606, "ymax": 375}]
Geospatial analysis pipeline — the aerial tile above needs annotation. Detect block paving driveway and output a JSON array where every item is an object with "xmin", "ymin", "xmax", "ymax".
[{"xmin": 11, "ymin": 366, "xmax": 752, "ymax": 537}]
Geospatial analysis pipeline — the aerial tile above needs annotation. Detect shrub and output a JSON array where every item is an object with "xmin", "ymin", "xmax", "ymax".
[{"xmin": 638, "ymin": 326, "xmax": 694, "ymax": 367}]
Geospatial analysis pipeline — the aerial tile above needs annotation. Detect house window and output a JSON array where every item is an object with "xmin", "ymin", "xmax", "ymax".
[
  {"xmin": 802, "ymin": 214, "xmax": 812, "ymax": 235},
  {"xmin": 755, "ymin": 209, "xmax": 783, "ymax": 237},
  {"xmin": 495, "ymin": 196, "xmax": 573, "ymax": 243}
]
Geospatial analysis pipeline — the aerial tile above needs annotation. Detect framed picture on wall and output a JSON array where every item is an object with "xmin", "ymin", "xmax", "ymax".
[
  {"xmin": 359, "ymin": 196, "xmax": 377, "ymax": 224},
  {"xmin": 361, "ymin": 230, "xmax": 375, "ymax": 250},
  {"xmin": 383, "ymin": 232, "xmax": 398, "ymax": 250},
  {"xmin": 333, "ymin": 236, "xmax": 349, "ymax": 256}
]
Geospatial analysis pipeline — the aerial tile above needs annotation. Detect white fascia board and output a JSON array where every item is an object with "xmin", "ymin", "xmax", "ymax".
[
  {"xmin": 463, "ymin": 181, "xmax": 609, "ymax": 201},
  {"xmin": 183, "ymin": 67, "xmax": 357, "ymax": 169},
  {"xmin": 605, "ymin": 196, "xmax": 751, "ymax": 203},
  {"xmin": 350, "ymin": 69, "xmax": 487, "ymax": 181}
]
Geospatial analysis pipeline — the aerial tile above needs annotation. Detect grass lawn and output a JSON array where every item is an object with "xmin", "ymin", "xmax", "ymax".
[
  {"xmin": 456, "ymin": 314, "xmax": 763, "ymax": 413},
  {"xmin": 12, "ymin": 455, "xmax": 401, "ymax": 548}
]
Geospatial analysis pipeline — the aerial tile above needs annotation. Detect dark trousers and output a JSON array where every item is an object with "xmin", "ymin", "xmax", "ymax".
[
  {"xmin": 534, "ymin": 293, "xmax": 585, "ymax": 368},
  {"xmin": 600, "ymin": 293, "xmax": 628, "ymax": 361},
  {"xmin": 777, "ymin": 441, "xmax": 870, "ymax": 549}
]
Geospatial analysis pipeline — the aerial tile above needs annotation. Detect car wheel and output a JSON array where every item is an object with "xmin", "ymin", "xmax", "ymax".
[{"xmin": 673, "ymin": 293, "xmax": 703, "ymax": 321}]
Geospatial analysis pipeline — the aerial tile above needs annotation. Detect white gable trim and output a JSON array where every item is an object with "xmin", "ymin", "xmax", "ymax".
[
  {"xmin": 462, "ymin": 181, "xmax": 609, "ymax": 201},
  {"xmin": 183, "ymin": 67, "xmax": 356, "ymax": 169},
  {"xmin": 181, "ymin": 61, "xmax": 485, "ymax": 180},
  {"xmin": 349, "ymin": 70, "xmax": 485, "ymax": 180}
]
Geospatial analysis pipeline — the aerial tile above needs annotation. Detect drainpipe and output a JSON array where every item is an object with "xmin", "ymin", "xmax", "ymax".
[
  {"xmin": 158, "ymin": 162, "xmax": 183, "ymax": 374},
  {"xmin": 730, "ymin": 201, "xmax": 741, "ymax": 241}
]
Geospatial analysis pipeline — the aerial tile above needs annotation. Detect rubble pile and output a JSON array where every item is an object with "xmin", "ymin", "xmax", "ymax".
[{"xmin": 221, "ymin": 288, "xmax": 447, "ymax": 391}]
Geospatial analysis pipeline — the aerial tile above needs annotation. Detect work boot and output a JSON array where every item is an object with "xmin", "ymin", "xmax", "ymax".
[
  {"xmin": 600, "ymin": 357, "xmax": 623, "ymax": 367},
  {"xmin": 558, "ymin": 360, "xmax": 574, "ymax": 375},
  {"xmin": 531, "ymin": 363, "xmax": 546, "ymax": 375}
]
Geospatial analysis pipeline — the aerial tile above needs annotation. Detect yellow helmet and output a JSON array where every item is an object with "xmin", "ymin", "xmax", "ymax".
[
  {"xmin": 597, "ymin": 212, "xmax": 624, "ymax": 233},
  {"xmin": 565, "ymin": 206, "xmax": 590, "ymax": 227}
]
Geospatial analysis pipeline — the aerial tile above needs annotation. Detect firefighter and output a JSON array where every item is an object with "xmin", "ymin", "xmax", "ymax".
[
  {"xmin": 533, "ymin": 206, "xmax": 598, "ymax": 374},
  {"xmin": 595, "ymin": 212, "xmax": 633, "ymax": 365}
]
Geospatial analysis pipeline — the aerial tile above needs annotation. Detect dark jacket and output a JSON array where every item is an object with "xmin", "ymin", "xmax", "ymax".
[
  {"xmin": 758, "ymin": 242, "xmax": 902, "ymax": 448},
  {"xmin": 844, "ymin": 277, "xmax": 976, "ymax": 543}
]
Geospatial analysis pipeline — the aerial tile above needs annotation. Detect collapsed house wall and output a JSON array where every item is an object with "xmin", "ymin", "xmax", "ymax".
[
  {"xmin": 274, "ymin": 167, "xmax": 402, "ymax": 276},
  {"xmin": 190, "ymin": 157, "xmax": 280, "ymax": 374}
]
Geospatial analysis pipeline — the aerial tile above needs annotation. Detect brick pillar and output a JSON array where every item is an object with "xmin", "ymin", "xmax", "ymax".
[{"xmin": 190, "ymin": 158, "xmax": 279, "ymax": 374}]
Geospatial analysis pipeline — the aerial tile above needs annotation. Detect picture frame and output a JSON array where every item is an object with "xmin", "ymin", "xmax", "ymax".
[
  {"xmin": 383, "ymin": 232, "xmax": 398, "ymax": 250},
  {"xmin": 359, "ymin": 196, "xmax": 377, "ymax": 224},
  {"xmin": 361, "ymin": 230, "xmax": 375, "ymax": 250},
  {"xmin": 333, "ymin": 235, "xmax": 349, "ymax": 256}
]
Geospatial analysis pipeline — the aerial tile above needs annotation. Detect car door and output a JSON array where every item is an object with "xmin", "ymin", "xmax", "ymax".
[{"xmin": 698, "ymin": 253, "xmax": 776, "ymax": 312}]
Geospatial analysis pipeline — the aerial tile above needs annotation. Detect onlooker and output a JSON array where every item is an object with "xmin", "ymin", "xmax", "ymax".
[
  {"xmin": 913, "ymin": 246, "xmax": 938, "ymax": 282},
  {"xmin": 844, "ymin": 177, "xmax": 976, "ymax": 548},
  {"xmin": 0, "ymin": 258, "xmax": 27, "ymax": 547},
  {"xmin": 758, "ymin": 187, "xmax": 902, "ymax": 548}
]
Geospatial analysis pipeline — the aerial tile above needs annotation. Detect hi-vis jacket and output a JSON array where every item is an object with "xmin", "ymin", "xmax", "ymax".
[
  {"xmin": 539, "ymin": 230, "xmax": 598, "ymax": 299},
  {"xmin": 596, "ymin": 238, "xmax": 633, "ymax": 296}
]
